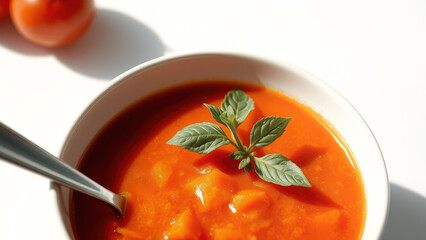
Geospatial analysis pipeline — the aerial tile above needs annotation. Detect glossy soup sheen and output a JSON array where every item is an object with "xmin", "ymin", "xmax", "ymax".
[{"xmin": 71, "ymin": 81, "xmax": 366, "ymax": 240}]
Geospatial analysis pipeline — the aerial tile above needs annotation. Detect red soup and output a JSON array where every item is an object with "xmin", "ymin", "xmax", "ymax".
[{"xmin": 71, "ymin": 81, "xmax": 366, "ymax": 240}]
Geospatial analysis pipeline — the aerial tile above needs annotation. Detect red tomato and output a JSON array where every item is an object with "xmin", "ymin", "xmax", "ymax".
[
  {"xmin": 0, "ymin": 0, "xmax": 10, "ymax": 20},
  {"xmin": 10, "ymin": 0, "xmax": 95, "ymax": 47}
]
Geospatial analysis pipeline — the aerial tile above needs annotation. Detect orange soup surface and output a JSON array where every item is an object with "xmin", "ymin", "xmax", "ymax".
[{"xmin": 71, "ymin": 81, "xmax": 365, "ymax": 240}]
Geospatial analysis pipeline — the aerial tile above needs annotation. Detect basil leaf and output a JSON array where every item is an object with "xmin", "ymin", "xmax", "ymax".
[
  {"xmin": 230, "ymin": 151, "xmax": 245, "ymax": 160},
  {"xmin": 244, "ymin": 162, "xmax": 253, "ymax": 173},
  {"xmin": 226, "ymin": 105, "xmax": 235, "ymax": 116},
  {"xmin": 219, "ymin": 111, "xmax": 236, "ymax": 126},
  {"xmin": 221, "ymin": 88, "xmax": 254, "ymax": 125},
  {"xmin": 250, "ymin": 117, "xmax": 291, "ymax": 147},
  {"xmin": 167, "ymin": 122, "xmax": 230, "ymax": 154},
  {"xmin": 204, "ymin": 104, "xmax": 225, "ymax": 125},
  {"xmin": 254, "ymin": 154, "xmax": 311, "ymax": 187},
  {"xmin": 238, "ymin": 157, "xmax": 251, "ymax": 170},
  {"xmin": 169, "ymin": 88, "xmax": 310, "ymax": 188}
]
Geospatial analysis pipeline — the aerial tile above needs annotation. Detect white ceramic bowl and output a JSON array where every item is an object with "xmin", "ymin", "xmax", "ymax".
[{"xmin": 52, "ymin": 52, "xmax": 389, "ymax": 239}]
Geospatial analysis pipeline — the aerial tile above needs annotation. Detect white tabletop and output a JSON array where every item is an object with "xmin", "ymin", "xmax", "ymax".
[{"xmin": 1, "ymin": 1, "xmax": 425, "ymax": 239}]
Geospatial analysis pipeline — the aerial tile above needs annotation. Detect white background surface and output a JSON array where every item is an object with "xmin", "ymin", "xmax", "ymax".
[{"xmin": 1, "ymin": 0, "xmax": 425, "ymax": 239}]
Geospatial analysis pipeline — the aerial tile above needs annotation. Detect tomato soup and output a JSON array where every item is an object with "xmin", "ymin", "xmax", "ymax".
[{"xmin": 71, "ymin": 81, "xmax": 365, "ymax": 240}]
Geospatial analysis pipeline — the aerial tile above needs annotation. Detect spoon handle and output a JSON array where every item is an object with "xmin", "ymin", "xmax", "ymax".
[{"xmin": 0, "ymin": 122, "xmax": 125, "ymax": 215}]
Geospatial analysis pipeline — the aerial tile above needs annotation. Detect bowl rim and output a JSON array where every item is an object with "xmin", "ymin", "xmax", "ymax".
[{"xmin": 54, "ymin": 51, "xmax": 390, "ymax": 240}]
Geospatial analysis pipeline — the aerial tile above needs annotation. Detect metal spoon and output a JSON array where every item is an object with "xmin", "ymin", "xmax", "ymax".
[{"xmin": 0, "ymin": 122, "xmax": 126, "ymax": 216}]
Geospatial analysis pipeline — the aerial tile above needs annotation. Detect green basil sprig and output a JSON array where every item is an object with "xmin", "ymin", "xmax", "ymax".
[{"xmin": 167, "ymin": 88, "xmax": 311, "ymax": 187}]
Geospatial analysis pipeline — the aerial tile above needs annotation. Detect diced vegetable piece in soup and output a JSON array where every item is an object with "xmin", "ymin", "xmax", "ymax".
[
  {"xmin": 312, "ymin": 209, "xmax": 342, "ymax": 228},
  {"xmin": 151, "ymin": 161, "xmax": 172, "ymax": 187},
  {"xmin": 213, "ymin": 227, "xmax": 243, "ymax": 240},
  {"xmin": 164, "ymin": 209, "xmax": 202, "ymax": 240},
  {"xmin": 231, "ymin": 189, "xmax": 271, "ymax": 214},
  {"xmin": 116, "ymin": 227, "xmax": 143, "ymax": 239},
  {"xmin": 185, "ymin": 169, "xmax": 237, "ymax": 211}
]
